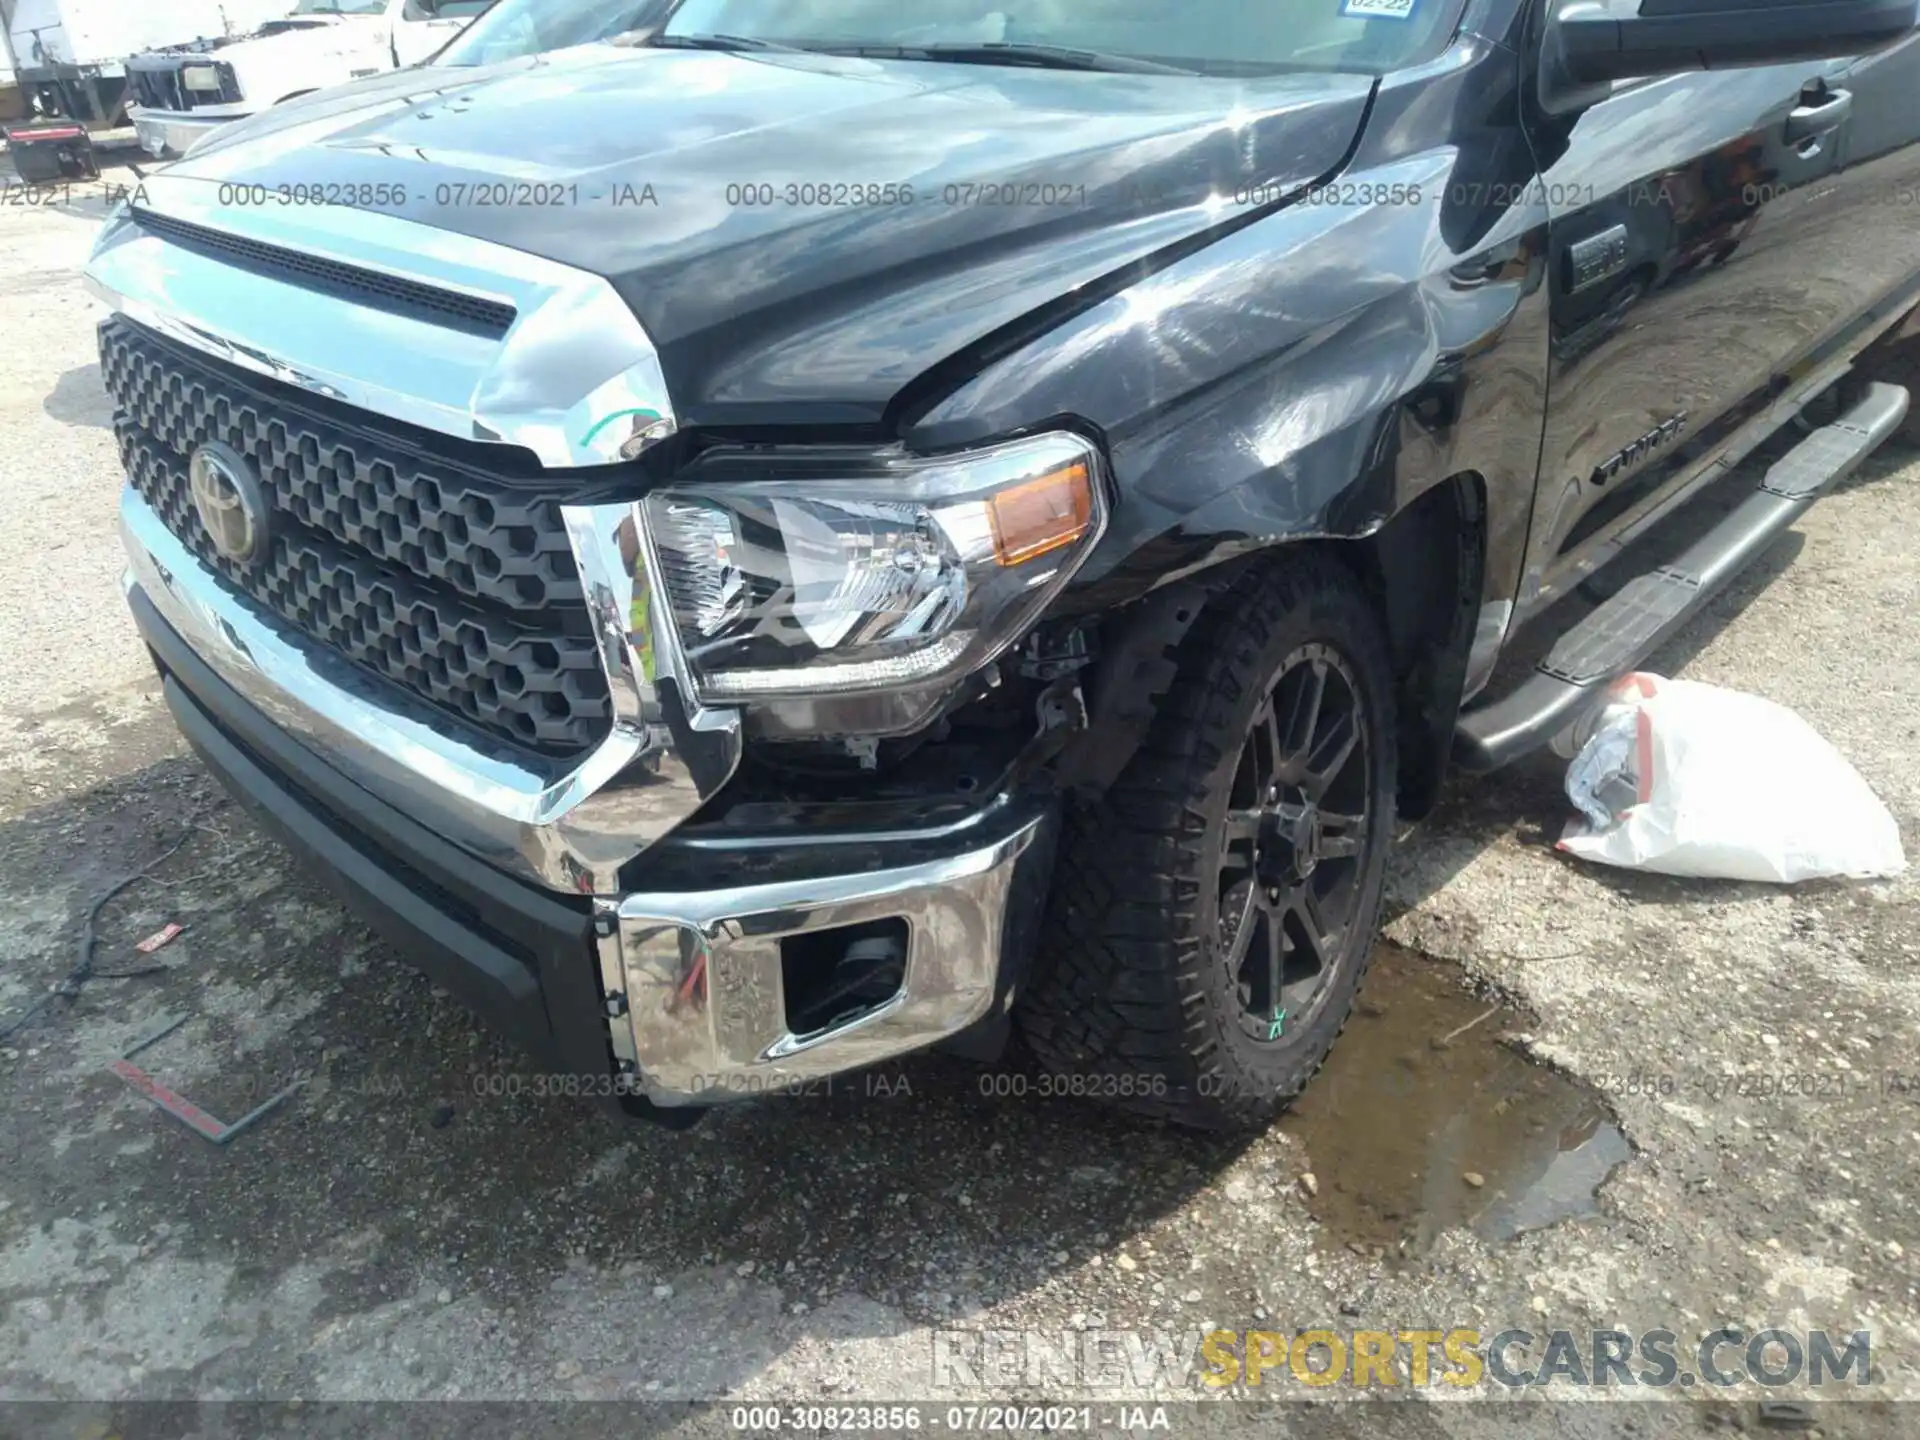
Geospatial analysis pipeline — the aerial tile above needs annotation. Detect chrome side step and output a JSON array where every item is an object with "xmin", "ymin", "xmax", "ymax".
[{"xmin": 1455, "ymin": 381, "xmax": 1909, "ymax": 770}]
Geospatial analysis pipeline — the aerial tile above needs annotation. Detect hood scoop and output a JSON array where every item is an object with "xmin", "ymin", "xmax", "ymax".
[{"xmin": 133, "ymin": 209, "xmax": 518, "ymax": 339}]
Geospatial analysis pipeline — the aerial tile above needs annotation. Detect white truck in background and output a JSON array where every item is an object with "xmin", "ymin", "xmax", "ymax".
[
  {"xmin": 127, "ymin": 0, "xmax": 490, "ymax": 160},
  {"xmin": 2, "ymin": 0, "xmax": 292, "ymax": 129}
]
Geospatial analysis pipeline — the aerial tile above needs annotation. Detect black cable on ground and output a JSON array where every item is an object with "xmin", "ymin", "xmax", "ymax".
[{"xmin": 0, "ymin": 820, "xmax": 209, "ymax": 1044}]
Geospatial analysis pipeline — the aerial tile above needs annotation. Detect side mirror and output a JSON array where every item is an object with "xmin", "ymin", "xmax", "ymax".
[{"xmin": 1551, "ymin": 0, "xmax": 1918, "ymax": 87}]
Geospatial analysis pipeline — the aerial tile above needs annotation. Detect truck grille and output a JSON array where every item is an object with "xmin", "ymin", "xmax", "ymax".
[
  {"xmin": 103, "ymin": 318, "xmax": 613, "ymax": 757},
  {"xmin": 129, "ymin": 60, "xmax": 243, "ymax": 111}
]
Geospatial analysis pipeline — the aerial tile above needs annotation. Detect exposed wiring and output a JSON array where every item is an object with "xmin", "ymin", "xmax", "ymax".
[{"xmin": 0, "ymin": 807, "xmax": 229, "ymax": 1044}]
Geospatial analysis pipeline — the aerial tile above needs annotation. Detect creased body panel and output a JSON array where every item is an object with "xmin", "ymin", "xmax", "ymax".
[{"xmin": 162, "ymin": 47, "xmax": 1375, "ymax": 426}]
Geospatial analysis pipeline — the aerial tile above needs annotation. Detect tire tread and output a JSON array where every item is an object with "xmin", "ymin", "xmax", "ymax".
[{"xmin": 1017, "ymin": 551, "xmax": 1398, "ymax": 1130}]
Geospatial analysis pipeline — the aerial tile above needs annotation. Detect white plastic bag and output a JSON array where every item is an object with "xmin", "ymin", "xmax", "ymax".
[{"xmin": 1556, "ymin": 673, "xmax": 1906, "ymax": 883}]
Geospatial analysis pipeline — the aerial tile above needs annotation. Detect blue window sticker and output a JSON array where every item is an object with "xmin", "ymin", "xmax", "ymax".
[{"xmin": 1341, "ymin": 0, "xmax": 1418, "ymax": 17}]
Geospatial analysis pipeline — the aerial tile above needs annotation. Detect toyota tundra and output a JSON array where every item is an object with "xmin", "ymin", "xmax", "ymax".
[{"xmin": 84, "ymin": 0, "xmax": 1920, "ymax": 1128}]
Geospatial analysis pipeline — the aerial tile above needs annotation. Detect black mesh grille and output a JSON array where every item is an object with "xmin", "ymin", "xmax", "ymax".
[
  {"xmin": 103, "ymin": 318, "xmax": 611, "ymax": 757},
  {"xmin": 209, "ymin": 62, "xmax": 244, "ymax": 105},
  {"xmin": 131, "ymin": 210, "xmax": 519, "ymax": 338},
  {"xmin": 129, "ymin": 60, "xmax": 243, "ymax": 109},
  {"xmin": 129, "ymin": 66, "xmax": 184, "ymax": 112}
]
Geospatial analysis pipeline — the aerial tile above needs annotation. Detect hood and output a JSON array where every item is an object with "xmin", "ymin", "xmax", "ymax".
[{"xmin": 162, "ymin": 46, "xmax": 1375, "ymax": 428}]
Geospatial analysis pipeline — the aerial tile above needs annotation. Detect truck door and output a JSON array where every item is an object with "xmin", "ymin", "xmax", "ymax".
[
  {"xmin": 1518, "ymin": 28, "xmax": 1920, "ymax": 612},
  {"xmin": 390, "ymin": 0, "xmax": 490, "ymax": 67}
]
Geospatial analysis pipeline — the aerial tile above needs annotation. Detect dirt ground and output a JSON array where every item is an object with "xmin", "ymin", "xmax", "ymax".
[{"xmin": 1, "ymin": 169, "xmax": 1917, "ymax": 1438}]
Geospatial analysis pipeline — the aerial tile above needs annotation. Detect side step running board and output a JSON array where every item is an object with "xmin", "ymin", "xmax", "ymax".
[{"xmin": 1455, "ymin": 380, "xmax": 1908, "ymax": 770}]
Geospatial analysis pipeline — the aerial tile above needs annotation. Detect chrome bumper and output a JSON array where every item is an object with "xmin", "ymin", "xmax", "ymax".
[
  {"xmin": 596, "ymin": 802, "xmax": 1055, "ymax": 1106},
  {"xmin": 121, "ymin": 483, "xmax": 740, "ymax": 894},
  {"xmin": 130, "ymin": 108, "xmax": 230, "ymax": 159}
]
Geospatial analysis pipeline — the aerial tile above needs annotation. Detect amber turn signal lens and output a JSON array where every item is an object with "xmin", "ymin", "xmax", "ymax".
[{"xmin": 987, "ymin": 460, "xmax": 1094, "ymax": 567}]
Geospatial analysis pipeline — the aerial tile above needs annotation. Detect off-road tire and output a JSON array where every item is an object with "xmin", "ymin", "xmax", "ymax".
[{"xmin": 1016, "ymin": 551, "xmax": 1398, "ymax": 1130}]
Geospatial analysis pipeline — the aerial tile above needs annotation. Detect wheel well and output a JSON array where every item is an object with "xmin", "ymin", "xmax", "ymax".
[
  {"xmin": 1348, "ymin": 473, "xmax": 1486, "ymax": 820},
  {"xmin": 1055, "ymin": 474, "xmax": 1486, "ymax": 816}
]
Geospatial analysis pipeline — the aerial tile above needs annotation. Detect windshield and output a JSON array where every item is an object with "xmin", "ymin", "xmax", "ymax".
[
  {"xmin": 292, "ymin": 0, "xmax": 387, "ymax": 14},
  {"xmin": 436, "ymin": 0, "xmax": 1453, "ymax": 75}
]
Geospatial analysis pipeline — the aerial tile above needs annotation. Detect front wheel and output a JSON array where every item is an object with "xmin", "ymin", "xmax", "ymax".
[{"xmin": 1017, "ymin": 551, "xmax": 1398, "ymax": 1130}]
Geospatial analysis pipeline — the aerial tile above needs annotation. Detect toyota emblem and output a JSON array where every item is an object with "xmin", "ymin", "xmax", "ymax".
[{"xmin": 187, "ymin": 441, "xmax": 271, "ymax": 566}]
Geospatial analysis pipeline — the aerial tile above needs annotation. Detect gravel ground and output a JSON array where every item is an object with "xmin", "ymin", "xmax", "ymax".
[{"xmin": 1, "ymin": 172, "xmax": 1917, "ymax": 1438}]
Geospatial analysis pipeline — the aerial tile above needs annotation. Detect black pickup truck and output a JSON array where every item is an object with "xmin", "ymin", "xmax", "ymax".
[{"xmin": 86, "ymin": 0, "xmax": 1920, "ymax": 1128}]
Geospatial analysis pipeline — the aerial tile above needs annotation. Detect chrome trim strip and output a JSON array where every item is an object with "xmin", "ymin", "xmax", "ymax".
[
  {"xmin": 608, "ymin": 809, "xmax": 1052, "ymax": 1105},
  {"xmin": 121, "ymin": 484, "xmax": 740, "ymax": 892},
  {"xmin": 672, "ymin": 792, "xmax": 1017, "ymax": 852},
  {"xmin": 83, "ymin": 172, "xmax": 677, "ymax": 468}
]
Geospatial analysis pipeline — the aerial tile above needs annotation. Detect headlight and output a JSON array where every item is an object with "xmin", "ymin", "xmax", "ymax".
[{"xmin": 642, "ymin": 432, "xmax": 1106, "ymax": 722}]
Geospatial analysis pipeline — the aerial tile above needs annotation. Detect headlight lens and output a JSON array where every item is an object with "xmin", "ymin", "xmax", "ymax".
[{"xmin": 643, "ymin": 432, "xmax": 1106, "ymax": 704}]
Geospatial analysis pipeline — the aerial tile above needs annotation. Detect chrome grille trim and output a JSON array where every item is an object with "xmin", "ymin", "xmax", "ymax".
[{"xmin": 84, "ymin": 172, "xmax": 678, "ymax": 469}]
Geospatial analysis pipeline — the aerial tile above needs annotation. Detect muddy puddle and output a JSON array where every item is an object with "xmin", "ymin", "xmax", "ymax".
[{"xmin": 1281, "ymin": 941, "xmax": 1630, "ymax": 1258}]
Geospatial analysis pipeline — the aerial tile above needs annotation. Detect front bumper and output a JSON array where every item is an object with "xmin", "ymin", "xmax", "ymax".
[
  {"xmin": 126, "ymin": 510, "xmax": 1057, "ymax": 1110},
  {"xmin": 129, "ymin": 107, "xmax": 231, "ymax": 159},
  {"xmin": 603, "ymin": 796, "xmax": 1055, "ymax": 1104}
]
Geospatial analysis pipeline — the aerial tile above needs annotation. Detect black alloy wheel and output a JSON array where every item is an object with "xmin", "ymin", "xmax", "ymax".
[
  {"xmin": 1018, "ymin": 551, "xmax": 1398, "ymax": 1129},
  {"xmin": 1217, "ymin": 644, "xmax": 1372, "ymax": 1047}
]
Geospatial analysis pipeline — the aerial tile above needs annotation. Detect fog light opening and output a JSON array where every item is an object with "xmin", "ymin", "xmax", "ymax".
[{"xmin": 780, "ymin": 918, "xmax": 908, "ymax": 1039}]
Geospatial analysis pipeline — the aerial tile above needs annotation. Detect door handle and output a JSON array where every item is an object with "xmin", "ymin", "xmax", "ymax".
[{"xmin": 1784, "ymin": 86, "xmax": 1852, "ymax": 145}]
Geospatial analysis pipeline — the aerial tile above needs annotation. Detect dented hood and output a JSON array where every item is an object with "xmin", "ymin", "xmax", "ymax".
[{"xmin": 162, "ymin": 45, "xmax": 1375, "ymax": 425}]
